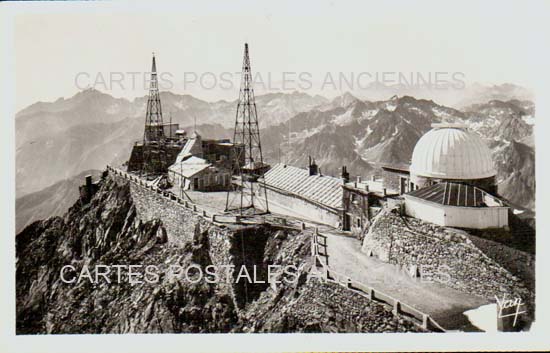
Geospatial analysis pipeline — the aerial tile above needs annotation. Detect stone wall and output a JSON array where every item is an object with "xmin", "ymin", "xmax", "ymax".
[
  {"xmin": 110, "ymin": 173, "xmax": 285, "ymax": 311},
  {"xmin": 466, "ymin": 234, "xmax": 535, "ymax": 290},
  {"xmin": 362, "ymin": 210, "xmax": 531, "ymax": 303},
  {"xmin": 126, "ymin": 178, "xmax": 200, "ymax": 245}
]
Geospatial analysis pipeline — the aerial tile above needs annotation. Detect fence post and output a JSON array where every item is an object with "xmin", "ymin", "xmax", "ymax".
[
  {"xmin": 325, "ymin": 267, "xmax": 332, "ymax": 280},
  {"xmin": 392, "ymin": 299, "xmax": 401, "ymax": 315},
  {"xmin": 422, "ymin": 314, "xmax": 429, "ymax": 330},
  {"xmin": 315, "ymin": 255, "xmax": 322, "ymax": 267}
]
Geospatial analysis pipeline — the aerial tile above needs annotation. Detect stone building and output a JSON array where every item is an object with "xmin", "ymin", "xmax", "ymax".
[
  {"xmin": 175, "ymin": 131, "xmax": 243, "ymax": 171},
  {"xmin": 342, "ymin": 176, "xmax": 399, "ymax": 236},
  {"xmin": 127, "ymin": 122, "xmax": 187, "ymax": 174},
  {"xmin": 128, "ymin": 128, "xmax": 242, "ymax": 179}
]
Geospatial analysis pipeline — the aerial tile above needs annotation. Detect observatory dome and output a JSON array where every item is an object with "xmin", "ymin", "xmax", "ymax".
[{"xmin": 410, "ymin": 124, "xmax": 496, "ymax": 180}]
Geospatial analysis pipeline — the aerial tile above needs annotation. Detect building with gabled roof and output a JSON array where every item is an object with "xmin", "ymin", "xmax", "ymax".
[
  {"xmin": 175, "ymin": 132, "xmax": 203, "ymax": 163},
  {"xmin": 168, "ymin": 156, "xmax": 231, "ymax": 192},
  {"xmin": 258, "ymin": 161, "xmax": 345, "ymax": 227}
]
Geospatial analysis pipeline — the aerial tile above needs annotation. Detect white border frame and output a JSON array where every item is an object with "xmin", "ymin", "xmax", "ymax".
[{"xmin": 1, "ymin": 1, "xmax": 549, "ymax": 352}]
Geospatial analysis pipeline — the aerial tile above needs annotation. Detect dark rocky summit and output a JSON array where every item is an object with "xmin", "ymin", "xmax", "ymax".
[{"xmin": 16, "ymin": 174, "xmax": 423, "ymax": 334}]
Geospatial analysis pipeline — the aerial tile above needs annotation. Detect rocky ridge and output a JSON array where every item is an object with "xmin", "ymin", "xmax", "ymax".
[{"xmin": 16, "ymin": 174, "xmax": 424, "ymax": 334}]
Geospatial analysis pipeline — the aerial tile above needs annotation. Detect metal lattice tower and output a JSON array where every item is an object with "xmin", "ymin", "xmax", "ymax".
[
  {"xmin": 225, "ymin": 43, "xmax": 270, "ymax": 214},
  {"xmin": 141, "ymin": 53, "xmax": 167, "ymax": 175}
]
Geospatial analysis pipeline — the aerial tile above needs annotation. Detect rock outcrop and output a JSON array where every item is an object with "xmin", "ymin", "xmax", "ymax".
[
  {"xmin": 16, "ymin": 174, "xmax": 424, "ymax": 334},
  {"xmin": 362, "ymin": 210, "xmax": 534, "ymax": 330}
]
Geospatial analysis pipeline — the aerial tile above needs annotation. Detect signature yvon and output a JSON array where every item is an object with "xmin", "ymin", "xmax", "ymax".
[{"xmin": 495, "ymin": 294, "xmax": 527, "ymax": 327}]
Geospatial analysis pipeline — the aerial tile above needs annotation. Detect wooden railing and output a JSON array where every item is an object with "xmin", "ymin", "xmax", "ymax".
[{"xmin": 310, "ymin": 229, "xmax": 446, "ymax": 332}]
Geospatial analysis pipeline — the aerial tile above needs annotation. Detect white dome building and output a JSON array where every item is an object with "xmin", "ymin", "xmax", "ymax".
[
  {"xmin": 409, "ymin": 123, "xmax": 497, "ymax": 193},
  {"xmin": 400, "ymin": 123, "xmax": 508, "ymax": 229}
]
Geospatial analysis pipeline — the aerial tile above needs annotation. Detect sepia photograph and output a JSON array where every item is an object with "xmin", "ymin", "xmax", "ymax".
[{"xmin": 2, "ymin": 1, "xmax": 549, "ymax": 352}]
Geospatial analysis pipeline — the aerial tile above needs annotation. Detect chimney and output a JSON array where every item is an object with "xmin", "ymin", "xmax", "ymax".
[
  {"xmin": 341, "ymin": 166, "xmax": 350, "ymax": 183},
  {"xmin": 308, "ymin": 156, "xmax": 319, "ymax": 176},
  {"xmin": 85, "ymin": 175, "xmax": 92, "ymax": 189}
]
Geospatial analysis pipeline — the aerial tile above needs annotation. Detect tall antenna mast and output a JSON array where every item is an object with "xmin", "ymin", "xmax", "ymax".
[
  {"xmin": 143, "ymin": 52, "xmax": 164, "ymax": 143},
  {"xmin": 225, "ymin": 43, "xmax": 270, "ymax": 214},
  {"xmin": 141, "ymin": 52, "xmax": 167, "ymax": 175}
]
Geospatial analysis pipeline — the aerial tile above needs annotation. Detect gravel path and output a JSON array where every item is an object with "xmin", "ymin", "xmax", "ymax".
[{"xmin": 319, "ymin": 230, "xmax": 488, "ymax": 330}]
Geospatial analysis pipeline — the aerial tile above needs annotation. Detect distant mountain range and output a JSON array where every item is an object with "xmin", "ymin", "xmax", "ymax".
[
  {"xmin": 16, "ymin": 89, "xmax": 327, "ymax": 148},
  {"xmin": 16, "ymin": 89, "xmax": 326, "ymax": 196},
  {"xmin": 15, "ymin": 170, "xmax": 102, "ymax": 234},
  {"xmin": 15, "ymin": 86, "xmax": 536, "ymax": 232},
  {"xmin": 352, "ymin": 82, "xmax": 534, "ymax": 110},
  {"xmin": 260, "ymin": 93, "xmax": 535, "ymax": 210}
]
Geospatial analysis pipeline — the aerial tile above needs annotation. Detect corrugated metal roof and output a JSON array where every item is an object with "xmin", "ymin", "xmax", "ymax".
[
  {"xmin": 406, "ymin": 182, "xmax": 504, "ymax": 207},
  {"xmin": 262, "ymin": 164, "xmax": 343, "ymax": 210},
  {"xmin": 175, "ymin": 135, "xmax": 203, "ymax": 163}
]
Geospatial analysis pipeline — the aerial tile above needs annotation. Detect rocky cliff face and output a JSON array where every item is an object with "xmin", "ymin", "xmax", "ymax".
[{"xmin": 16, "ymin": 174, "xmax": 423, "ymax": 334}]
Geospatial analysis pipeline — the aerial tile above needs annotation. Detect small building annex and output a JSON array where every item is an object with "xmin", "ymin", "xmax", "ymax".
[
  {"xmin": 342, "ymin": 175, "xmax": 399, "ymax": 236},
  {"xmin": 258, "ymin": 161, "xmax": 344, "ymax": 227},
  {"xmin": 404, "ymin": 182, "xmax": 508, "ymax": 229},
  {"xmin": 168, "ymin": 156, "xmax": 231, "ymax": 192}
]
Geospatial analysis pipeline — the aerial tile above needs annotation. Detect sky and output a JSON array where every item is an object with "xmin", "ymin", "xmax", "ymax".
[{"xmin": 11, "ymin": 0, "xmax": 548, "ymax": 110}]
